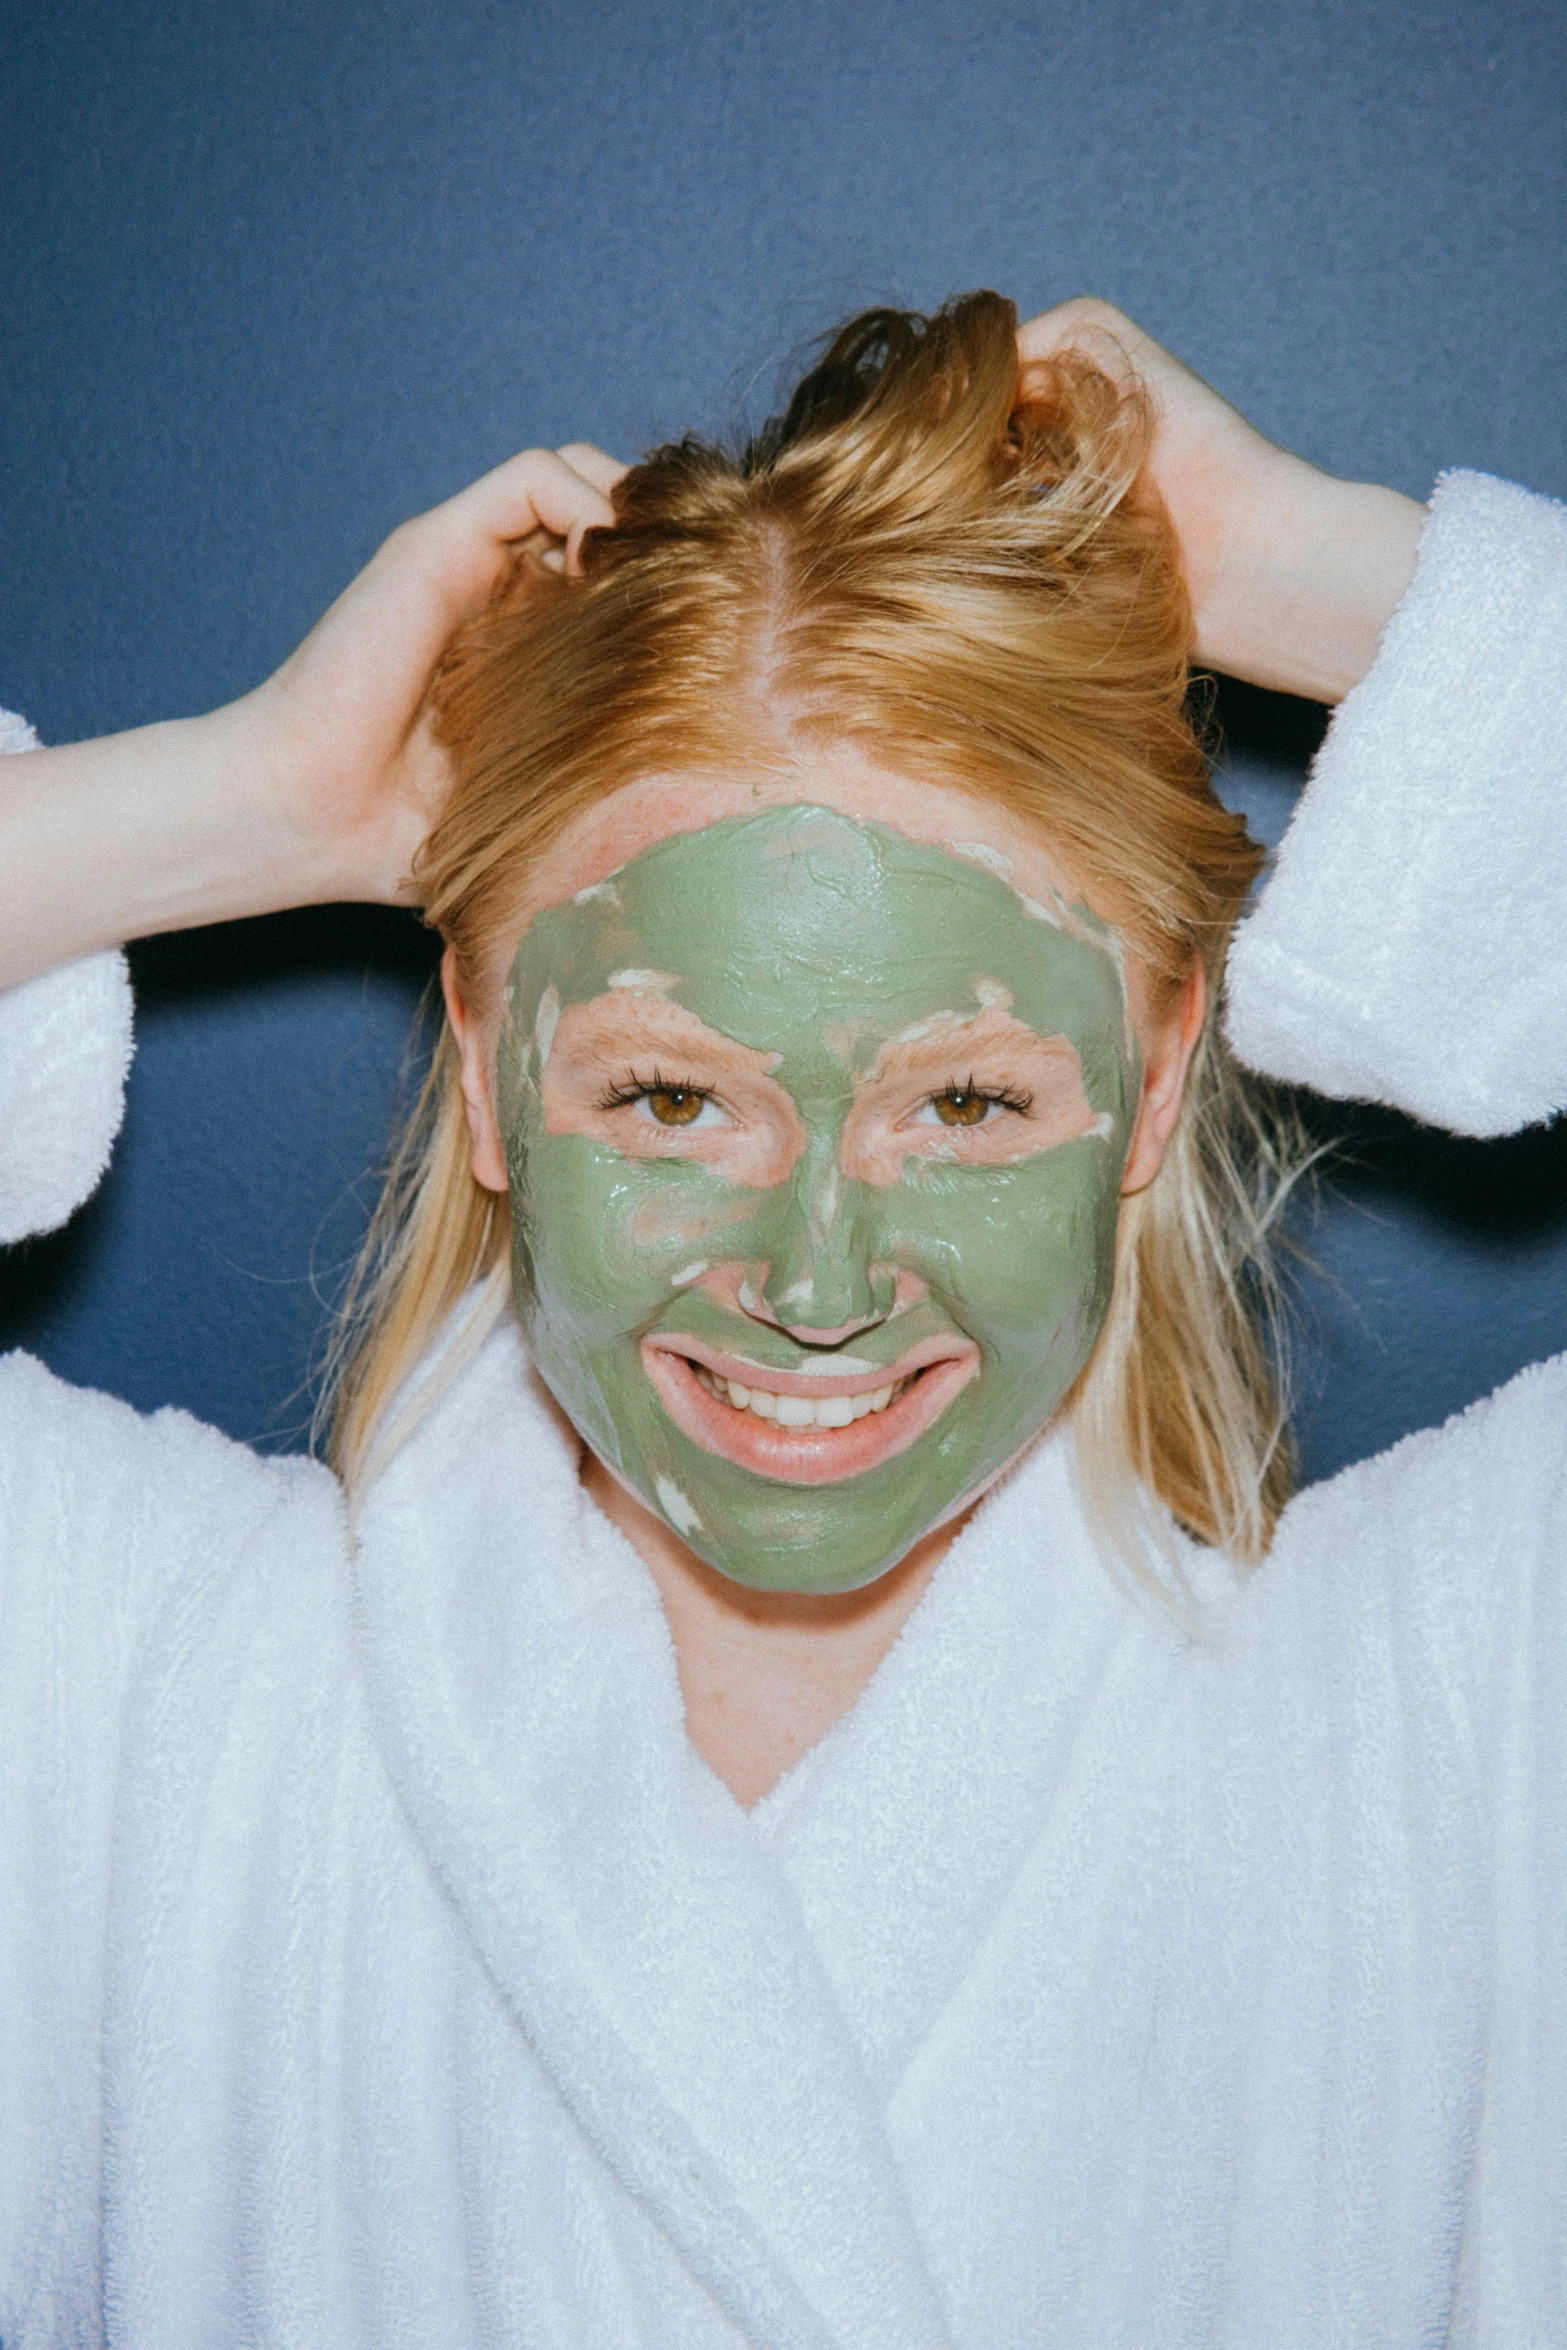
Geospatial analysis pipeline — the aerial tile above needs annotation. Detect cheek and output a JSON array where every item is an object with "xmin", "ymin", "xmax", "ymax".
[
  {"xmin": 516, "ymin": 1129, "xmax": 764, "ymax": 1337},
  {"xmin": 882, "ymin": 1143, "xmax": 1121, "ymax": 1343},
  {"xmin": 626, "ymin": 1186, "xmax": 756, "ymax": 1255}
]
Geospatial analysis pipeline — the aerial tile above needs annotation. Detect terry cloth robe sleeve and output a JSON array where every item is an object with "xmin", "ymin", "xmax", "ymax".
[
  {"xmin": 1224, "ymin": 470, "xmax": 1567, "ymax": 1135},
  {"xmin": 0, "ymin": 708, "xmax": 134, "ymax": 1241}
]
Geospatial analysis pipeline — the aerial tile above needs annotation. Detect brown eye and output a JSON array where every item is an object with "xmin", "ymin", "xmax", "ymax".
[
  {"xmin": 647, "ymin": 1087, "xmax": 706, "ymax": 1126},
  {"xmin": 933, "ymin": 1090, "xmax": 991, "ymax": 1127}
]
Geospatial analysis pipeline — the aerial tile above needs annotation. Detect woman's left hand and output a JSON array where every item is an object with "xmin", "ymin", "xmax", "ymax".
[{"xmin": 1017, "ymin": 297, "xmax": 1424, "ymax": 702}]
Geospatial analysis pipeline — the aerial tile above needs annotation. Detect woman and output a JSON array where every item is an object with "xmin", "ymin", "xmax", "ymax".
[{"xmin": 1, "ymin": 293, "xmax": 1563, "ymax": 2347}]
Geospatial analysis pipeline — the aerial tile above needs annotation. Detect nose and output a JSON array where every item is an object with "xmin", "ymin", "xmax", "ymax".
[{"xmin": 754, "ymin": 1136, "xmax": 895, "ymax": 1341}]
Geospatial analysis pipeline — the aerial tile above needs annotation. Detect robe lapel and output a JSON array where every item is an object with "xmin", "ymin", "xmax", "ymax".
[
  {"xmin": 352, "ymin": 1319, "xmax": 953, "ymax": 2350},
  {"xmin": 751, "ymin": 1430, "xmax": 1183, "ymax": 2096}
]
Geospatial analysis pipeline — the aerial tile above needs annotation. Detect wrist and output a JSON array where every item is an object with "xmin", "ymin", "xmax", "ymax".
[
  {"xmin": 226, "ymin": 680, "xmax": 376, "ymax": 908},
  {"xmin": 240, "ymin": 667, "xmax": 443, "ymax": 911},
  {"xmin": 0, "ymin": 701, "xmax": 349, "ymax": 990},
  {"xmin": 1198, "ymin": 453, "xmax": 1425, "ymax": 703},
  {"xmin": 128, "ymin": 697, "xmax": 343, "ymax": 926}
]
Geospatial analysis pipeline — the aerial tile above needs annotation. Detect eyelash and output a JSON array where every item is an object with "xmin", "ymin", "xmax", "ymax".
[
  {"xmin": 596, "ymin": 1069, "xmax": 709, "ymax": 1111},
  {"xmin": 932, "ymin": 1078, "xmax": 1034, "ymax": 1115}
]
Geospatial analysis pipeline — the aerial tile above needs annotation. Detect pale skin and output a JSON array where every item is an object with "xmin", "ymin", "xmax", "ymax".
[{"xmin": 1, "ymin": 301, "xmax": 1426, "ymax": 1805}]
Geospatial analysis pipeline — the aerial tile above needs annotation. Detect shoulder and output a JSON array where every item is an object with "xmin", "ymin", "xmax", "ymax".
[
  {"xmin": 0, "ymin": 1346, "xmax": 347, "ymax": 1647},
  {"xmin": 0, "ymin": 1351, "xmax": 351, "ymax": 1944},
  {"xmin": 0, "ymin": 1342, "xmax": 337, "ymax": 1517},
  {"xmin": 1278, "ymin": 1351, "xmax": 1567, "ymax": 1575},
  {"xmin": 1238, "ymin": 1354, "xmax": 1567, "ymax": 1722}
]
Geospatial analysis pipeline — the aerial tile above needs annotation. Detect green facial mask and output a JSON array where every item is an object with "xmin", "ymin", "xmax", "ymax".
[{"xmin": 496, "ymin": 805, "xmax": 1138, "ymax": 1593}]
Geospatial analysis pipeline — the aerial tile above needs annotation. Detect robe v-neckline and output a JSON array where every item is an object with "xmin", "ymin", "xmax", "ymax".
[{"xmin": 350, "ymin": 1317, "xmax": 1157, "ymax": 2349}]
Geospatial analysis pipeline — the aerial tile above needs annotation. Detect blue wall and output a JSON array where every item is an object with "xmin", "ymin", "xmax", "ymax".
[{"xmin": 2, "ymin": 0, "xmax": 1565, "ymax": 1481}]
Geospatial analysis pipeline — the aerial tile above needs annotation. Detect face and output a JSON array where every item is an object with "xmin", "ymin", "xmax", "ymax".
[{"xmin": 487, "ymin": 800, "xmax": 1143, "ymax": 1594}]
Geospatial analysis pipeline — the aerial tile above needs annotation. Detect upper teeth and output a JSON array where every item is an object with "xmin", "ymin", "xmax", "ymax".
[{"xmin": 692, "ymin": 1365, "xmax": 911, "ymax": 1426}]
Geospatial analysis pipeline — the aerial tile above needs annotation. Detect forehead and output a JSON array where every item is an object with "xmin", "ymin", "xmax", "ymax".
[
  {"xmin": 510, "ymin": 804, "xmax": 1126, "ymax": 1048},
  {"xmin": 511, "ymin": 743, "xmax": 1089, "ymax": 930}
]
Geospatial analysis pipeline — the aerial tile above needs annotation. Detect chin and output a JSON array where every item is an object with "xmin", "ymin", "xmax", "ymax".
[
  {"xmin": 673, "ymin": 1415, "xmax": 1061, "ymax": 1597},
  {"xmin": 694, "ymin": 1539, "xmax": 926, "ymax": 1597}
]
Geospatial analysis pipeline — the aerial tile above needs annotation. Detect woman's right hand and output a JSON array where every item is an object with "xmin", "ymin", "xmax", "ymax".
[
  {"xmin": 0, "ymin": 442, "xmax": 625, "ymax": 988},
  {"xmin": 1017, "ymin": 297, "xmax": 1425, "ymax": 703},
  {"xmin": 243, "ymin": 441, "xmax": 626, "ymax": 908}
]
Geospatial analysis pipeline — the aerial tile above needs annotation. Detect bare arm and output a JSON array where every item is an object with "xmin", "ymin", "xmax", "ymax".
[
  {"xmin": 0, "ymin": 442, "xmax": 624, "ymax": 990},
  {"xmin": 1017, "ymin": 298, "xmax": 1425, "ymax": 703}
]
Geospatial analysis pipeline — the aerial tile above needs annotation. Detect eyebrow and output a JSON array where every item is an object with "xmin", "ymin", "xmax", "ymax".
[
  {"xmin": 557, "ymin": 992, "xmax": 780, "ymax": 1075},
  {"xmin": 863, "ymin": 1011, "xmax": 1082, "ymax": 1079}
]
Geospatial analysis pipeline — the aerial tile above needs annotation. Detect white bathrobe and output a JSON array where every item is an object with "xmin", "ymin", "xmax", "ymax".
[{"xmin": 2, "ymin": 470, "xmax": 1565, "ymax": 2349}]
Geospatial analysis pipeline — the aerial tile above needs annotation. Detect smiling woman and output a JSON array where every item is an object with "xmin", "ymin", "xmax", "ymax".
[
  {"xmin": 328, "ymin": 295, "xmax": 1300, "ymax": 1601},
  {"xmin": 4, "ymin": 270, "xmax": 1567, "ymax": 2341}
]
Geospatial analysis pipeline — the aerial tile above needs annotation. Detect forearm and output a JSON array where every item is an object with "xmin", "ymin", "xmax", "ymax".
[
  {"xmin": 1016, "ymin": 298, "xmax": 1429, "ymax": 707},
  {"xmin": 0, "ymin": 696, "xmax": 358, "ymax": 990},
  {"xmin": 1197, "ymin": 457, "xmax": 1426, "ymax": 705}
]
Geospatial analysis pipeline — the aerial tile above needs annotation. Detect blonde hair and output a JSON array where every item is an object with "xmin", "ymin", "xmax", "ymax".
[{"xmin": 325, "ymin": 291, "xmax": 1307, "ymax": 1564}]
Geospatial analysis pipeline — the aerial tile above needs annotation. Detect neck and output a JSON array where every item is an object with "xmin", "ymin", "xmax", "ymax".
[{"xmin": 580, "ymin": 1452, "xmax": 961, "ymax": 1807}]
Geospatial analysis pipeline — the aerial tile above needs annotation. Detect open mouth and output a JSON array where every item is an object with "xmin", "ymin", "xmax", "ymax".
[{"xmin": 641, "ymin": 1332, "xmax": 978, "ymax": 1486}]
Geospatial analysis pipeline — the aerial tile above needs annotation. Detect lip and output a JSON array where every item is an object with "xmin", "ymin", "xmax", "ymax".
[{"xmin": 641, "ymin": 1330, "xmax": 979, "ymax": 1486}]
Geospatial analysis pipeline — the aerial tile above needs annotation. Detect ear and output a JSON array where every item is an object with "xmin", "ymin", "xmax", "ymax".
[
  {"xmin": 1120, "ymin": 958, "xmax": 1207, "ymax": 1197},
  {"xmin": 440, "ymin": 944, "xmax": 509, "ymax": 1193}
]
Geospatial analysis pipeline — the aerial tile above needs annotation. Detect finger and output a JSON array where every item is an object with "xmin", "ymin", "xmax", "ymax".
[
  {"xmin": 386, "ymin": 447, "xmax": 620, "ymax": 621},
  {"xmin": 430, "ymin": 445, "xmax": 619, "ymax": 557},
  {"xmin": 1016, "ymin": 296, "xmax": 1148, "ymax": 378},
  {"xmin": 555, "ymin": 440, "xmax": 632, "ymax": 493}
]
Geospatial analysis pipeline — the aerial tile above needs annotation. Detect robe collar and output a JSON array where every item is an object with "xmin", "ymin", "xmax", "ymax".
[{"xmin": 351, "ymin": 1312, "xmax": 1165, "ymax": 2348}]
